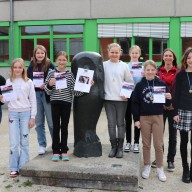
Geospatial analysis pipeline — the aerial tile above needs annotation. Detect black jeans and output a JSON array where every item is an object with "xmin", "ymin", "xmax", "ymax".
[
  {"xmin": 51, "ymin": 103, "xmax": 71, "ymax": 154},
  {"xmin": 180, "ymin": 131, "xmax": 192, "ymax": 168},
  {"xmin": 125, "ymin": 96, "xmax": 140, "ymax": 144},
  {"xmin": 163, "ymin": 109, "xmax": 177, "ymax": 162}
]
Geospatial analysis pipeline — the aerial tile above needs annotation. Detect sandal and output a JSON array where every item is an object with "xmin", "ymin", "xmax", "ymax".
[{"xmin": 10, "ymin": 171, "xmax": 19, "ymax": 178}]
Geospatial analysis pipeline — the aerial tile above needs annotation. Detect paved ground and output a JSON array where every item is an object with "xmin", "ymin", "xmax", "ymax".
[{"xmin": 0, "ymin": 108, "xmax": 191, "ymax": 192}]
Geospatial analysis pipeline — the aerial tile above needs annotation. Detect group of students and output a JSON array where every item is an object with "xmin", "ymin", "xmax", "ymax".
[
  {"xmin": 104, "ymin": 43, "xmax": 192, "ymax": 183},
  {"xmin": 0, "ymin": 43, "xmax": 192, "ymax": 184}
]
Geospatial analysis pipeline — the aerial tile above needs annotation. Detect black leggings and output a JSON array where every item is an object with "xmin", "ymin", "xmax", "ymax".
[{"xmin": 180, "ymin": 131, "xmax": 192, "ymax": 168}]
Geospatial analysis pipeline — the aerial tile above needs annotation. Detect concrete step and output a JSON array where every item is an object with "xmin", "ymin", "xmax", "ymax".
[{"xmin": 20, "ymin": 144, "xmax": 140, "ymax": 191}]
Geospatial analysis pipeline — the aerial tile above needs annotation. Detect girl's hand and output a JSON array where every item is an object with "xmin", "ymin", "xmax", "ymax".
[
  {"xmin": 91, "ymin": 80, "xmax": 94, "ymax": 87},
  {"xmin": 40, "ymin": 83, "xmax": 45, "ymax": 90},
  {"xmin": 29, "ymin": 118, "xmax": 35, "ymax": 128},
  {"xmin": 165, "ymin": 93, "xmax": 171, "ymax": 100},
  {"xmin": 49, "ymin": 78, "xmax": 56, "ymax": 86},
  {"xmin": 135, "ymin": 121, "xmax": 141, "ymax": 129},
  {"xmin": 0, "ymin": 94, "xmax": 3, "ymax": 101},
  {"xmin": 120, "ymin": 96, "xmax": 127, "ymax": 100},
  {"xmin": 173, "ymin": 115, "xmax": 180, "ymax": 123}
]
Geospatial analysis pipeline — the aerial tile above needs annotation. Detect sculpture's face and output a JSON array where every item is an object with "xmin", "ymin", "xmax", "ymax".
[{"xmin": 108, "ymin": 46, "xmax": 121, "ymax": 63}]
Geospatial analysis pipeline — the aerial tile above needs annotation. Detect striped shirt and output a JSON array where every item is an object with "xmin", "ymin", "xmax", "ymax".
[{"xmin": 45, "ymin": 69, "xmax": 82, "ymax": 104}]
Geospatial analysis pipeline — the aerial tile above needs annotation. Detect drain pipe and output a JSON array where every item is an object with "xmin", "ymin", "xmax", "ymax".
[{"xmin": 10, "ymin": 0, "xmax": 14, "ymax": 62}]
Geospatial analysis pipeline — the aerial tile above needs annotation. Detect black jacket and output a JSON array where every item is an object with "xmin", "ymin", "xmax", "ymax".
[
  {"xmin": 27, "ymin": 61, "xmax": 55, "ymax": 103},
  {"xmin": 132, "ymin": 76, "xmax": 171, "ymax": 122}
]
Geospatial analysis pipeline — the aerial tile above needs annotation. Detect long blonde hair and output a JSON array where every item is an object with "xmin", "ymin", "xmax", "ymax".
[{"xmin": 10, "ymin": 58, "xmax": 28, "ymax": 82}]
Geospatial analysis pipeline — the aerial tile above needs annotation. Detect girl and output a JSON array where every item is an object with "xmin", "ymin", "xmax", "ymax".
[
  {"xmin": 132, "ymin": 60, "xmax": 171, "ymax": 182},
  {"xmin": 103, "ymin": 43, "xmax": 133, "ymax": 158},
  {"xmin": 152, "ymin": 48, "xmax": 178, "ymax": 171},
  {"xmin": 0, "ymin": 74, "xmax": 6, "ymax": 124},
  {"xmin": 124, "ymin": 45, "xmax": 143, "ymax": 153},
  {"xmin": 27, "ymin": 45, "xmax": 55, "ymax": 155},
  {"xmin": 173, "ymin": 47, "xmax": 192, "ymax": 183},
  {"xmin": 44, "ymin": 51, "xmax": 83, "ymax": 161},
  {"xmin": 0, "ymin": 58, "xmax": 36, "ymax": 178}
]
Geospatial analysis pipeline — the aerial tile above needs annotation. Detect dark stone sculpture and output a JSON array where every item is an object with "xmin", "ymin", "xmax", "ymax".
[{"xmin": 71, "ymin": 52, "xmax": 104, "ymax": 157}]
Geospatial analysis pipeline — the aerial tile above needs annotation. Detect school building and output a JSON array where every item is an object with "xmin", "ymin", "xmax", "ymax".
[{"xmin": 0, "ymin": 0, "xmax": 192, "ymax": 75}]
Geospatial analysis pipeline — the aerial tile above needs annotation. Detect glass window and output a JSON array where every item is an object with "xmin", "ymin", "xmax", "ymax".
[
  {"xmin": 135, "ymin": 37, "xmax": 149, "ymax": 61},
  {"xmin": 182, "ymin": 37, "xmax": 192, "ymax": 54},
  {"xmin": 0, "ymin": 26, "xmax": 9, "ymax": 36},
  {"xmin": 99, "ymin": 38, "xmax": 113, "ymax": 61},
  {"xmin": 53, "ymin": 25, "xmax": 83, "ymax": 35},
  {"xmin": 53, "ymin": 39, "xmax": 67, "ymax": 60},
  {"xmin": 37, "ymin": 39, "xmax": 50, "ymax": 58},
  {"xmin": 21, "ymin": 26, "xmax": 50, "ymax": 35},
  {"xmin": 0, "ymin": 40, "xmax": 9, "ymax": 62},
  {"xmin": 118, "ymin": 37, "xmax": 131, "ymax": 62},
  {"xmin": 21, "ymin": 39, "xmax": 34, "ymax": 62},
  {"xmin": 70, "ymin": 38, "xmax": 83, "ymax": 62},
  {"xmin": 152, "ymin": 38, "xmax": 167, "ymax": 62}
]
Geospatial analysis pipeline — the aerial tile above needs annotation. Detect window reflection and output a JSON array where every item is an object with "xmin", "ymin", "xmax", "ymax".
[
  {"xmin": 53, "ymin": 39, "xmax": 67, "ymax": 60},
  {"xmin": 21, "ymin": 26, "xmax": 50, "ymax": 35},
  {"xmin": 53, "ymin": 25, "xmax": 83, "ymax": 34},
  {"xmin": 0, "ymin": 27, "xmax": 9, "ymax": 36},
  {"xmin": 0, "ymin": 40, "xmax": 9, "ymax": 62},
  {"xmin": 22, "ymin": 39, "xmax": 34, "ymax": 62},
  {"xmin": 70, "ymin": 38, "xmax": 83, "ymax": 61},
  {"xmin": 99, "ymin": 38, "xmax": 113, "ymax": 61},
  {"xmin": 182, "ymin": 37, "xmax": 192, "ymax": 54},
  {"xmin": 135, "ymin": 37, "xmax": 149, "ymax": 61},
  {"xmin": 118, "ymin": 37, "xmax": 131, "ymax": 62}
]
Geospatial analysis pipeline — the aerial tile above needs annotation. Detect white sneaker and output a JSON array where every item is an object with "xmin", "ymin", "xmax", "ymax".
[
  {"xmin": 124, "ymin": 143, "xmax": 131, "ymax": 152},
  {"xmin": 142, "ymin": 165, "xmax": 151, "ymax": 179},
  {"xmin": 133, "ymin": 143, "xmax": 140, "ymax": 153},
  {"xmin": 38, "ymin": 146, "xmax": 46, "ymax": 155},
  {"xmin": 157, "ymin": 167, "xmax": 167, "ymax": 182}
]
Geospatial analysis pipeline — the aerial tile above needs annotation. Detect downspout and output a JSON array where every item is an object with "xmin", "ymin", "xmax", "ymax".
[{"xmin": 10, "ymin": 0, "xmax": 14, "ymax": 62}]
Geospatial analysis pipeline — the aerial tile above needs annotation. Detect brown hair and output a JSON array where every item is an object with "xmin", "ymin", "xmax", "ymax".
[
  {"xmin": 10, "ymin": 58, "xmax": 28, "ymax": 82},
  {"xmin": 32, "ymin": 45, "xmax": 51, "ymax": 72},
  {"xmin": 129, "ymin": 45, "xmax": 141, "ymax": 55},
  {"xmin": 107, "ymin": 43, "xmax": 122, "ymax": 52},
  {"xmin": 160, "ymin": 48, "xmax": 177, "ymax": 68},
  {"xmin": 55, "ymin": 51, "xmax": 68, "ymax": 60},
  {"xmin": 180, "ymin": 47, "xmax": 192, "ymax": 71}
]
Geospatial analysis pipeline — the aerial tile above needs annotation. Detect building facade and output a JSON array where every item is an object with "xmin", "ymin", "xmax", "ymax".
[{"xmin": 0, "ymin": 0, "xmax": 192, "ymax": 75}]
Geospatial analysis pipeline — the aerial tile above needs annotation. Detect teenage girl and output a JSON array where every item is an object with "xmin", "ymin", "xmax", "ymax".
[
  {"xmin": 0, "ymin": 74, "xmax": 6, "ymax": 124},
  {"xmin": 0, "ymin": 58, "xmax": 36, "ymax": 178},
  {"xmin": 27, "ymin": 45, "xmax": 55, "ymax": 155},
  {"xmin": 173, "ymin": 47, "xmax": 192, "ymax": 183},
  {"xmin": 103, "ymin": 43, "xmax": 134, "ymax": 158},
  {"xmin": 132, "ymin": 60, "xmax": 171, "ymax": 182},
  {"xmin": 124, "ymin": 45, "xmax": 143, "ymax": 153},
  {"xmin": 153, "ymin": 48, "xmax": 178, "ymax": 172}
]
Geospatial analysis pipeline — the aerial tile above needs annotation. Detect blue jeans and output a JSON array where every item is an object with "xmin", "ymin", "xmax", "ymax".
[
  {"xmin": 9, "ymin": 110, "xmax": 31, "ymax": 171},
  {"xmin": 35, "ymin": 91, "xmax": 53, "ymax": 147}
]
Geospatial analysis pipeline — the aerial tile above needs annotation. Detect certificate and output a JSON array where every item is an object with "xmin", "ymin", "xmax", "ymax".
[
  {"xmin": 153, "ymin": 86, "xmax": 166, "ymax": 103},
  {"xmin": 33, "ymin": 72, "xmax": 44, "ymax": 88},
  {"xmin": 120, "ymin": 82, "xmax": 134, "ymax": 98},
  {"xmin": 0, "ymin": 84, "xmax": 17, "ymax": 101},
  {"xmin": 131, "ymin": 62, "xmax": 142, "ymax": 77},
  {"xmin": 74, "ymin": 68, "xmax": 94, "ymax": 93},
  {"xmin": 54, "ymin": 72, "xmax": 67, "ymax": 90}
]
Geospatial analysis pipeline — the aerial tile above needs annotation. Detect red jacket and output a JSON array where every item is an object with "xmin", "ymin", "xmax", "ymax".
[{"xmin": 157, "ymin": 66, "xmax": 178, "ymax": 91}]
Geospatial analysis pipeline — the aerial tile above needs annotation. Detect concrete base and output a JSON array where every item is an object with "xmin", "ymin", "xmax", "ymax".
[{"xmin": 20, "ymin": 144, "xmax": 140, "ymax": 191}]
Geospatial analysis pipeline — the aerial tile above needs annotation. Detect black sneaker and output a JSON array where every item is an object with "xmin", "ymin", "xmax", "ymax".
[
  {"xmin": 167, "ymin": 162, "xmax": 175, "ymax": 172},
  {"xmin": 151, "ymin": 160, "xmax": 157, "ymax": 168}
]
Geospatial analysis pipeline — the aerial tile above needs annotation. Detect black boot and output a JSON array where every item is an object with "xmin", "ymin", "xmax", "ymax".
[
  {"xmin": 116, "ymin": 139, "xmax": 124, "ymax": 158},
  {"xmin": 190, "ymin": 164, "xmax": 192, "ymax": 182},
  {"xmin": 182, "ymin": 164, "xmax": 190, "ymax": 183},
  {"xmin": 108, "ymin": 139, "xmax": 117, "ymax": 158}
]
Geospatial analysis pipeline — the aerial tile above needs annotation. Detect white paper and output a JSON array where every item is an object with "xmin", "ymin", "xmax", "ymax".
[
  {"xmin": 153, "ymin": 86, "xmax": 166, "ymax": 103},
  {"xmin": 120, "ymin": 82, "xmax": 135, "ymax": 98},
  {"xmin": 0, "ymin": 84, "xmax": 17, "ymax": 102},
  {"xmin": 131, "ymin": 62, "xmax": 143, "ymax": 77},
  {"xmin": 74, "ymin": 68, "xmax": 94, "ymax": 93},
  {"xmin": 33, "ymin": 72, "xmax": 44, "ymax": 88},
  {"xmin": 54, "ymin": 72, "xmax": 67, "ymax": 90}
]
